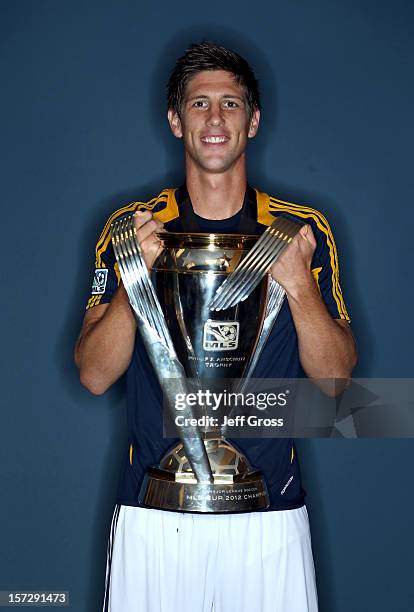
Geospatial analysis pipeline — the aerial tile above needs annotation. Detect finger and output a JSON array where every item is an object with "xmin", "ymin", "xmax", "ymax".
[
  {"xmin": 136, "ymin": 219, "xmax": 160, "ymax": 243},
  {"xmin": 140, "ymin": 234, "xmax": 163, "ymax": 260},
  {"xmin": 301, "ymin": 224, "xmax": 317, "ymax": 249},
  {"xmin": 153, "ymin": 219, "xmax": 164, "ymax": 232},
  {"xmin": 133, "ymin": 210, "xmax": 152, "ymax": 230},
  {"xmin": 297, "ymin": 224, "xmax": 317, "ymax": 250},
  {"xmin": 140, "ymin": 234, "xmax": 161, "ymax": 249}
]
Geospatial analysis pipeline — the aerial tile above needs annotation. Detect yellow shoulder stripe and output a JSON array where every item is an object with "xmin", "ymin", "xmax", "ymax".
[
  {"xmin": 256, "ymin": 189, "xmax": 276, "ymax": 226},
  {"xmin": 152, "ymin": 188, "xmax": 179, "ymax": 223},
  {"xmin": 256, "ymin": 190, "xmax": 349, "ymax": 321},
  {"xmin": 94, "ymin": 189, "xmax": 177, "ymax": 268}
]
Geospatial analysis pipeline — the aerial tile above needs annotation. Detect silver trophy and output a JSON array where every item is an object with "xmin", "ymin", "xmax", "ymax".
[{"xmin": 111, "ymin": 214, "xmax": 300, "ymax": 513}]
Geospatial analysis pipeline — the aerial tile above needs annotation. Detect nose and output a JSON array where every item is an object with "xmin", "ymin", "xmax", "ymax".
[{"xmin": 206, "ymin": 102, "xmax": 224, "ymax": 127}]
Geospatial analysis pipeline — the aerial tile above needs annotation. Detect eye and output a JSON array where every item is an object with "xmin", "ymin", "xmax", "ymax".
[
  {"xmin": 223, "ymin": 100, "xmax": 239, "ymax": 109},
  {"xmin": 192, "ymin": 100, "xmax": 208, "ymax": 108}
]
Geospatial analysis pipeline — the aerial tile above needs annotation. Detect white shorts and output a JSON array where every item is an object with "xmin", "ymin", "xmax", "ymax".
[{"xmin": 103, "ymin": 504, "xmax": 318, "ymax": 612}]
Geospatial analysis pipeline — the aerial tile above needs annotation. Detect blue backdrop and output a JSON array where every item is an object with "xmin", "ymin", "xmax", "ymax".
[{"xmin": 1, "ymin": 1, "xmax": 413, "ymax": 610}]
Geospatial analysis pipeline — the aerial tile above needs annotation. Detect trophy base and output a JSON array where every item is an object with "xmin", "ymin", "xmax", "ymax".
[{"xmin": 138, "ymin": 438, "xmax": 270, "ymax": 513}]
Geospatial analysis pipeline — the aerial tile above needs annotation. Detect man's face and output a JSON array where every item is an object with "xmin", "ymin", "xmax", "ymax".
[{"xmin": 168, "ymin": 70, "xmax": 260, "ymax": 174}]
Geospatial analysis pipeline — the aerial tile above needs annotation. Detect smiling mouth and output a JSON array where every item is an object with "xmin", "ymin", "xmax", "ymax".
[{"xmin": 201, "ymin": 136, "xmax": 229, "ymax": 144}]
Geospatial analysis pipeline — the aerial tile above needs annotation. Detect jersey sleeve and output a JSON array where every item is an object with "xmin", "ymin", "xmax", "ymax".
[
  {"xmin": 85, "ymin": 223, "xmax": 121, "ymax": 310},
  {"xmin": 83, "ymin": 190, "xmax": 178, "ymax": 310},
  {"xmin": 310, "ymin": 217, "xmax": 350, "ymax": 322}
]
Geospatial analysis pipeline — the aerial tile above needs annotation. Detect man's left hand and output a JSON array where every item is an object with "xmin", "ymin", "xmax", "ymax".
[{"xmin": 270, "ymin": 224, "xmax": 317, "ymax": 294}]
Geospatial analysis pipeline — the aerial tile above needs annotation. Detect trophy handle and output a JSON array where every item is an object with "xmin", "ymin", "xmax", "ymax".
[
  {"xmin": 111, "ymin": 216, "xmax": 213, "ymax": 484},
  {"xmin": 171, "ymin": 273, "xmax": 200, "ymax": 380},
  {"xmin": 241, "ymin": 278, "xmax": 286, "ymax": 386}
]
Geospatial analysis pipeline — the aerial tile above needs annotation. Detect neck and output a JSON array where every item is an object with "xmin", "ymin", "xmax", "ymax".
[{"xmin": 185, "ymin": 158, "xmax": 247, "ymax": 220}]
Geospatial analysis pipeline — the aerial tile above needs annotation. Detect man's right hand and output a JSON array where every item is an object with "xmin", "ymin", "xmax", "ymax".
[
  {"xmin": 133, "ymin": 210, "xmax": 165, "ymax": 270},
  {"xmin": 75, "ymin": 209, "xmax": 165, "ymax": 395}
]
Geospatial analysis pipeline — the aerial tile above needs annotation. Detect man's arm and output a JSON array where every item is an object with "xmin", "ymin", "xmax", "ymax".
[
  {"xmin": 271, "ymin": 224, "xmax": 357, "ymax": 387},
  {"xmin": 75, "ymin": 210, "xmax": 164, "ymax": 395},
  {"xmin": 286, "ymin": 277, "xmax": 357, "ymax": 379},
  {"xmin": 74, "ymin": 286, "xmax": 137, "ymax": 395}
]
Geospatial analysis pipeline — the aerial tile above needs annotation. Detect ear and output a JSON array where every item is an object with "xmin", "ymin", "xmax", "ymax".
[
  {"xmin": 248, "ymin": 109, "xmax": 260, "ymax": 139},
  {"xmin": 168, "ymin": 109, "xmax": 183, "ymax": 139}
]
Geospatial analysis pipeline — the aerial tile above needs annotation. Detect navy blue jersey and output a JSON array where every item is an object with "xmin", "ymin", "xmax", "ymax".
[{"xmin": 86, "ymin": 186, "xmax": 350, "ymax": 511}]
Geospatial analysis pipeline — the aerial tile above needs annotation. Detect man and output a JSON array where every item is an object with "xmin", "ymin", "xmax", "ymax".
[{"xmin": 75, "ymin": 42, "xmax": 357, "ymax": 612}]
